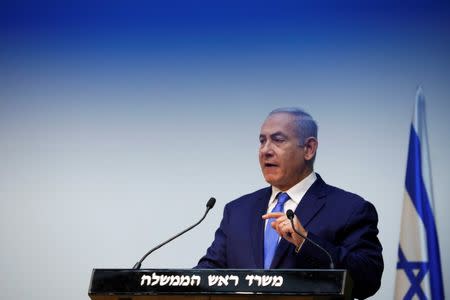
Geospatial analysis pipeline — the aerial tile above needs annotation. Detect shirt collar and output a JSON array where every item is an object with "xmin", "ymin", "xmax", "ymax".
[{"xmin": 269, "ymin": 172, "xmax": 317, "ymax": 206}]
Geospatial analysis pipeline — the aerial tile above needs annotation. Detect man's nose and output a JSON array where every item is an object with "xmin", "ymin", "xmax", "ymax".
[{"xmin": 260, "ymin": 141, "xmax": 274, "ymax": 156}]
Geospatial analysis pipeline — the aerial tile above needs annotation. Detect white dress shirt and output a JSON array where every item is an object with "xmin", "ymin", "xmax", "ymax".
[{"xmin": 265, "ymin": 172, "xmax": 317, "ymax": 229}]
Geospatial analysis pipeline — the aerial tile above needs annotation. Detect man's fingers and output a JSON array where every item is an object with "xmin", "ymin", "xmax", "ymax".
[
  {"xmin": 273, "ymin": 219, "xmax": 291, "ymax": 234},
  {"xmin": 262, "ymin": 212, "xmax": 284, "ymax": 219},
  {"xmin": 262, "ymin": 212, "xmax": 298, "ymax": 243},
  {"xmin": 262, "ymin": 211, "xmax": 305, "ymax": 247}
]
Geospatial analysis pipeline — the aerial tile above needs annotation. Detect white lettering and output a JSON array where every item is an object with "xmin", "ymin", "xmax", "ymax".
[
  {"xmin": 140, "ymin": 275, "xmax": 151, "ymax": 286},
  {"xmin": 191, "ymin": 275, "xmax": 201, "ymax": 286},
  {"xmin": 272, "ymin": 276, "xmax": 283, "ymax": 287},
  {"xmin": 229, "ymin": 275, "xmax": 239, "ymax": 286},
  {"xmin": 140, "ymin": 273, "xmax": 203, "ymax": 287}
]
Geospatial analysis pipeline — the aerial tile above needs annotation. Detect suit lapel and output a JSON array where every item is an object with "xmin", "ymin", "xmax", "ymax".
[
  {"xmin": 294, "ymin": 175, "xmax": 328, "ymax": 228},
  {"xmin": 270, "ymin": 175, "xmax": 328, "ymax": 268},
  {"xmin": 250, "ymin": 188, "xmax": 272, "ymax": 268}
]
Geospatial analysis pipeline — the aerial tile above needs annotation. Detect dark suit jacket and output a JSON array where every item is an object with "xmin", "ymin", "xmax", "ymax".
[{"xmin": 196, "ymin": 174, "xmax": 383, "ymax": 299}]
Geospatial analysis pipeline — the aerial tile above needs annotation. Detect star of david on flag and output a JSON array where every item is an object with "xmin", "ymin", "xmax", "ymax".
[{"xmin": 394, "ymin": 87, "xmax": 444, "ymax": 300}]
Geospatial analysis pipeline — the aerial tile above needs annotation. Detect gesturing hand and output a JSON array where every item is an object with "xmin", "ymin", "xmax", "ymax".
[{"xmin": 262, "ymin": 212, "xmax": 308, "ymax": 249}]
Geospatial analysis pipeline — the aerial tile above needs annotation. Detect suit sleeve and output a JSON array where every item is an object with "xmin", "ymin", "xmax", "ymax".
[
  {"xmin": 296, "ymin": 200, "xmax": 383, "ymax": 299},
  {"xmin": 194, "ymin": 204, "xmax": 229, "ymax": 268}
]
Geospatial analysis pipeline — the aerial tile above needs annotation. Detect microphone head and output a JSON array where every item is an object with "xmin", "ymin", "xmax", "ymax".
[
  {"xmin": 206, "ymin": 197, "xmax": 216, "ymax": 209},
  {"xmin": 286, "ymin": 209, "xmax": 295, "ymax": 220}
]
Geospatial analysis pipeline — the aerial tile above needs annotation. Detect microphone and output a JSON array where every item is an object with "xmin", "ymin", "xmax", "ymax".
[
  {"xmin": 286, "ymin": 209, "xmax": 334, "ymax": 269},
  {"xmin": 133, "ymin": 197, "xmax": 216, "ymax": 269}
]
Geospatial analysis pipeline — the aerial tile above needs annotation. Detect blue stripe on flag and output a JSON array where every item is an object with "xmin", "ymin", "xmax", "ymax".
[
  {"xmin": 405, "ymin": 125, "xmax": 444, "ymax": 300},
  {"xmin": 397, "ymin": 247, "xmax": 429, "ymax": 299}
]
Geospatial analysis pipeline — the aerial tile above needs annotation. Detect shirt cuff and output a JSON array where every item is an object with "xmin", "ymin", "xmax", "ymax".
[{"xmin": 295, "ymin": 239, "xmax": 306, "ymax": 254}]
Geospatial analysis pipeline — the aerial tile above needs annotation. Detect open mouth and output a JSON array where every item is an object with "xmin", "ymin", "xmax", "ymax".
[{"xmin": 264, "ymin": 163, "xmax": 278, "ymax": 167}]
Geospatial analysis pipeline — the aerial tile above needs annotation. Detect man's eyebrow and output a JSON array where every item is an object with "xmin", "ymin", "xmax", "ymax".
[
  {"xmin": 259, "ymin": 131, "xmax": 287, "ymax": 140},
  {"xmin": 270, "ymin": 132, "xmax": 287, "ymax": 138}
]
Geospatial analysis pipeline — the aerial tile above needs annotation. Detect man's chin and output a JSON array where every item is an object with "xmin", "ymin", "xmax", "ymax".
[
  {"xmin": 263, "ymin": 176, "xmax": 294, "ymax": 191},
  {"xmin": 263, "ymin": 175, "xmax": 281, "ymax": 187}
]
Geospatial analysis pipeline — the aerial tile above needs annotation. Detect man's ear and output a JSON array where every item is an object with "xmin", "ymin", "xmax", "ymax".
[{"xmin": 303, "ymin": 137, "xmax": 318, "ymax": 161}]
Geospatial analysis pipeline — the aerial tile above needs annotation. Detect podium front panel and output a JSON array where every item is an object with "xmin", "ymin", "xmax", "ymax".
[{"xmin": 89, "ymin": 269, "xmax": 352, "ymax": 300}]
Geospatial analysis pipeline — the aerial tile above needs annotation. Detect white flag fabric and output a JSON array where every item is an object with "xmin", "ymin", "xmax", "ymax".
[{"xmin": 395, "ymin": 87, "xmax": 444, "ymax": 300}]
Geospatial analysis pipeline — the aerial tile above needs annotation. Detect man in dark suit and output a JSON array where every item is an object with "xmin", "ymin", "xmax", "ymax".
[{"xmin": 196, "ymin": 108, "xmax": 383, "ymax": 299}]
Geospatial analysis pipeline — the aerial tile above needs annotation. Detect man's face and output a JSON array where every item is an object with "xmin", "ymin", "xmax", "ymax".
[{"xmin": 259, "ymin": 113, "xmax": 309, "ymax": 191}]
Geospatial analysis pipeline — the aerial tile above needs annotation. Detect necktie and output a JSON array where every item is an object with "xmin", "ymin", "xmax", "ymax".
[{"xmin": 264, "ymin": 192, "xmax": 290, "ymax": 269}]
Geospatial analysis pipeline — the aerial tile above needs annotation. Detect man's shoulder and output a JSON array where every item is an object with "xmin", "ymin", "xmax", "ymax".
[
  {"xmin": 321, "ymin": 180, "xmax": 375, "ymax": 212},
  {"xmin": 315, "ymin": 175, "xmax": 371, "ymax": 207},
  {"xmin": 326, "ymin": 184, "xmax": 364, "ymax": 201}
]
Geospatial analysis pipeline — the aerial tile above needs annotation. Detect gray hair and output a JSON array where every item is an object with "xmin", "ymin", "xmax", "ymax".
[{"xmin": 268, "ymin": 107, "xmax": 318, "ymax": 145}]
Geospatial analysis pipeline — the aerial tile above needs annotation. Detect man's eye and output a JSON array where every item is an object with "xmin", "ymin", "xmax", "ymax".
[{"xmin": 273, "ymin": 137, "xmax": 285, "ymax": 143}]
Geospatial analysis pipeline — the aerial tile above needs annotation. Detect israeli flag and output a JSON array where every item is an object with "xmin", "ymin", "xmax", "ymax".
[{"xmin": 395, "ymin": 87, "xmax": 444, "ymax": 299}]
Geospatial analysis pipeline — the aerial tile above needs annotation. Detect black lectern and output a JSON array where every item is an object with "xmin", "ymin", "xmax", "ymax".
[{"xmin": 89, "ymin": 269, "xmax": 353, "ymax": 300}]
